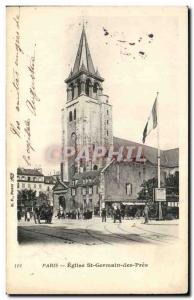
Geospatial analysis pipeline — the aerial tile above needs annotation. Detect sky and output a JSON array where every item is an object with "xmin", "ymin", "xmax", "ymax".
[{"xmin": 7, "ymin": 6, "xmax": 187, "ymax": 174}]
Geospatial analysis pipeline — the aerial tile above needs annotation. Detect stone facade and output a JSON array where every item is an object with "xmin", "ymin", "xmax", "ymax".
[{"xmin": 61, "ymin": 26, "xmax": 113, "ymax": 182}]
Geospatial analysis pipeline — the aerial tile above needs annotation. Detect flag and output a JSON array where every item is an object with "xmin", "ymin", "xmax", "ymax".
[{"xmin": 142, "ymin": 96, "xmax": 158, "ymax": 143}]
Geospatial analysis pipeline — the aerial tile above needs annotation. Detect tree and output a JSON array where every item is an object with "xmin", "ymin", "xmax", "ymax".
[
  {"xmin": 138, "ymin": 172, "xmax": 179, "ymax": 201},
  {"xmin": 17, "ymin": 189, "xmax": 36, "ymax": 210},
  {"xmin": 165, "ymin": 171, "xmax": 179, "ymax": 196},
  {"xmin": 138, "ymin": 177, "xmax": 160, "ymax": 201},
  {"xmin": 37, "ymin": 192, "xmax": 48, "ymax": 206}
]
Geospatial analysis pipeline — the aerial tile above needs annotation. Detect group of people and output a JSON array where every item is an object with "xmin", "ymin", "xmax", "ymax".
[
  {"xmin": 101, "ymin": 207, "xmax": 122, "ymax": 223},
  {"xmin": 17, "ymin": 210, "xmax": 32, "ymax": 222},
  {"xmin": 56, "ymin": 209, "xmax": 93, "ymax": 220},
  {"xmin": 17, "ymin": 204, "xmax": 53, "ymax": 224},
  {"xmin": 101, "ymin": 204, "xmax": 150, "ymax": 224}
]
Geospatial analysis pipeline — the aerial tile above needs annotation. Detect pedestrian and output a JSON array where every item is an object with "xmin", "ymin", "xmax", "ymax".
[
  {"xmin": 143, "ymin": 204, "xmax": 149, "ymax": 224},
  {"xmin": 26, "ymin": 210, "xmax": 31, "ymax": 222},
  {"xmin": 17, "ymin": 210, "xmax": 21, "ymax": 221},
  {"xmin": 101, "ymin": 208, "xmax": 106, "ymax": 222}
]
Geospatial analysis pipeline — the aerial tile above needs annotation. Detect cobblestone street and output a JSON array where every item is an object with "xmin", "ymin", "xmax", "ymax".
[{"xmin": 18, "ymin": 217, "xmax": 179, "ymax": 246}]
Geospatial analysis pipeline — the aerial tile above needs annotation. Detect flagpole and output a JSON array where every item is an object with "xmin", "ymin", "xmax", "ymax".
[{"xmin": 157, "ymin": 92, "xmax": 163, "ymax": 220}]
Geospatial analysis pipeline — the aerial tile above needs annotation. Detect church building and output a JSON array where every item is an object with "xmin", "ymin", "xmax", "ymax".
[{"xmin": 53, "ymin": 26, "xmax": 179, "ymax": 216}]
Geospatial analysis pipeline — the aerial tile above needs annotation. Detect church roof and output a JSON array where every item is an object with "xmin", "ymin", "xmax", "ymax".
[
  {"xmin": 66, "ymin": 25, "xmax": 104, "ymax": 82},
  {"xmin": 113, "ymin": 136, "xmax": 179, "ymax": 168}
]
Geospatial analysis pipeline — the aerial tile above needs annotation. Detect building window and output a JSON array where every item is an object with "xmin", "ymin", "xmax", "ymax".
[
  {"xmin": 93, "ymin": 165, "xmax": 98, "ymax": 170},
  {"xmin": 83, "ymin": 179, "xmax": 86, "ymax": 184},
  {"xmin": 22, "ymin": 176, "xmax": 25, "ymax": 180},
  {"xmin": 82, "ymin": 187, "xmax": 86, "ymax": 195},
  {"xmin": 107, "ymin": 120, "xmax": 109, "ymax": 124},
  {"xmin": 69, "ymin": 111, "xmax": 73, "ymax": 122},
  {"xmin": 75, "ymin": 179, "xmax": 78, "ymax": 185},
  {"xmin": 33, "ymin": 177, "xmax": 36, "ymax": 182},
  {"xmin": 17, "ymin": 183, "xmax": 19, "ymax": 188},
  {"xmin": 126, "ymin": 183, "xmax": 132, "ymax": 195},
  {"xmin": 77, "ymin": 79, "xmax": 81, "ymax": 96},
  {"xmin": 74, "ymin": 109, "xmax": 76, "ymax": 120},
  {"xmin": 28, "ymin": 184, "xmax": 30, "ymax": 188},
  {"xmin": 72, "ymin": 180, "xmax": 75, "ymax": 186},
  {"xmin": 22, "ymin": 183, "xmax": 25, "ymax": 188},
  {"xmin": 28, "ymin": 176, "xmax": 30, "ymax": 181},
  {"xmin": 85, "ymin": 79, "xmax": 90, "ymax": 96},
  {"xmin": 39, "ymin": 184, "xmax": 42, "ymax": 189},
  {"xmin": 93, "ymin": 82, "xmax": 99, "ymax": 93},
  {"xmin": 47, "ymin": 186, "xmax": 50, "ymax": 191},
  {"xmin": 34, "ymin": 184, "xmax": 36, "ymax": 188},
  {"xmin": 89, "ymin": 187, "xmax": 93, "ymax": 195},
  {"xmin": 107, "ymin": 110, "xmax": 109, "ymax": 115},
  {"xmin": 71, "ymin": 188, "xmax": 76, "ymax": 196},
  {"xmin": 107, "ymin": 130, "xmax": 109, "ymax": 136}
]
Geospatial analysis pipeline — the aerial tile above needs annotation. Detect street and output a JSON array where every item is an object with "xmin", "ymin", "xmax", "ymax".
[{"xmin": 18, "ymin": 217, "xmax": 179, "ymax": 245}]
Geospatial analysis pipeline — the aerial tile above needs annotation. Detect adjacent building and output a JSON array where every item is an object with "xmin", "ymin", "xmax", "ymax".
[{"xmin": 17, "ymin": 168, "xmax": 58, "ymax": 208}]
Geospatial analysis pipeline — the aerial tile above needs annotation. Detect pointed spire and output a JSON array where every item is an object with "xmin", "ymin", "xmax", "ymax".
[{"xmin": 72, "ymin": 25, "xmax": 96, "ymax": 76}]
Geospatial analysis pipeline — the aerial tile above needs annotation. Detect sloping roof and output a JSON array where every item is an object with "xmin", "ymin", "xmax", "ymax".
[
  {"xmin": 66, "ymin": 26, "xmax": 103, "ymax": 82},
  {"xmin": 53, "ymin": 180, "xmax": 69, "ymax": 191},
  {"xmin": 113, "ymin": 136, "xmax": 179, "ymax": 167},
  {"xmin": 163, "ymin": 148, "xmax": 179, "ymax": 167},
  {"xmin": 17, "ymin": 168, "xmax": 43, "ymax": 176},
  {"xmin": 44, "ymin": 176, "xmax": 57, "ymax": 185},
  {"xmin": 69, "ymin": 169, "xmax": 102, "ymax": 187},
  {"xmin": 72, "ymin": 25, "xmax": 96, "ymax": 77}
]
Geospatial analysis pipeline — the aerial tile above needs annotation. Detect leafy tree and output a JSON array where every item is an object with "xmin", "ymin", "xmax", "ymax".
[
  {"xmin": 165, "ymin": 171, "xmax": 179, "ymax": 195},
  {"xmin": 37, "ymin": 192, "xmax": 48, "ymax": 206},
  {"xmin": 138, "ymin": 177, "xmax": 161, "ymax": 201},
  {"xmin": 17, "ymin": 189, "xmax": 36, "ymax": 209},
  {"xmin": 138, "ymin": 172, "xmax": 179, "ymax": 201}
]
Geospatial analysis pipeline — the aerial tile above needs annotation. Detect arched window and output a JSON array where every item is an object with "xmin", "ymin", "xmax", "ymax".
[
  {"xmin": 85, "ymin": 79, "xmax": 90, "ymax": 96},
  {"xmin": 77, "ymin": 79, "xmax": 81, "ymax": 96},
  {"xmin": 70, "ymin": 83, "xmax": 74, "ymax": 99},
  {"xmin": 74, "ymin": 108, "xmax": 76, "ymax": 120},
  {"xmin": 69, "ymin": 111, "xmax": 72, "ymax": 122},
  {"xmin": 93, "ymin": 82, "xmax": 99, "ymax": 93},
  {"xmin": 93, "ymin": 165, "xmax": 98, "ymax": 170}
]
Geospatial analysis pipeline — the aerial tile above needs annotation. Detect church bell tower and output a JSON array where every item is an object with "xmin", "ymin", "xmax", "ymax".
[{"xmin": 61, "ymin": 25, "xmax": 113, "ymax": 181}]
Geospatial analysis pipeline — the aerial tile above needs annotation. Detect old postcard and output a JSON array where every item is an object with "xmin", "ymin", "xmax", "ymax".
[{"xmin": 6, "ymin": 6, "xmax": 188, "ymax": 294}]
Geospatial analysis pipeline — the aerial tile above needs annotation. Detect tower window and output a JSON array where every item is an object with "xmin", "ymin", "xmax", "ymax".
[
  {"xmin": 74, "ymin": 109, "xmax": 76, "ymax": 120},
  {"xmin": 107, "ymin": 130, "xmax": 109, "ymax": 136},
  {"xmin": 70, "ymin": 83, "xmax": 74, "ymax": 99},
  {"xmin": 77, "ymin": 79, "xmax": 81, "ymax": 96},
  {"xmin": 85, "ymin": 79, "xmax": 91, "ymax": 96},
  {"xmin": 93, "ymin": 82, "xmax": 99, "ymax": 93},
  {"xmin": 107, "ymin": 110, "xmax": 109, "ymax": 115},
  {"xmin": 69, "ymin": 111, "xmax": 72, "ymax": 122},
  {"xmin": 107, "ymin": 120, "xmax": 109, "ymax": 124}
]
